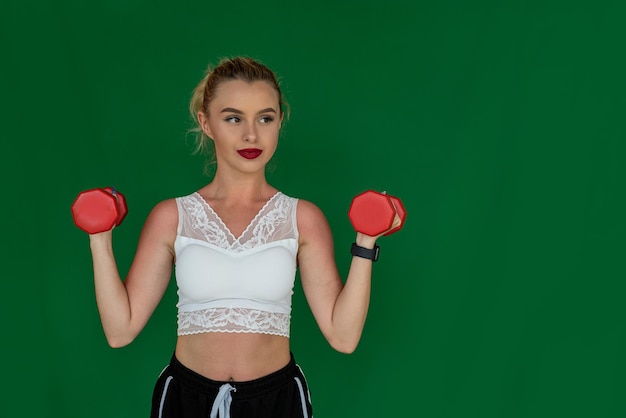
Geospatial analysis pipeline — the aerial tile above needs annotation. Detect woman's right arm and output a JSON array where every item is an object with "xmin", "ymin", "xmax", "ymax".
[{"xmin": 89, "ymin": 199, "xmax": 178, "ymax": 348}]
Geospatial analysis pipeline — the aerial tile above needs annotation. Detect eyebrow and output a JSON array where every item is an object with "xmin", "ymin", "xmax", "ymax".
[{"xmin": 220, "ymin": 107, "xmax": 277, "ymax": 114}]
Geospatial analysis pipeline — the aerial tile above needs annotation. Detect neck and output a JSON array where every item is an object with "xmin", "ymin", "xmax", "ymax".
[{"xmin": 203, "ymin": 171, "xmax": 275, "ymax": 202}]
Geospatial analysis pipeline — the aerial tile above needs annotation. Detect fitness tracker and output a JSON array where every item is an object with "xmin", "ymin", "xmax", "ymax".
[{"xmin": 351, "ymin": 242, "xmax": 380, "ymax": 262}]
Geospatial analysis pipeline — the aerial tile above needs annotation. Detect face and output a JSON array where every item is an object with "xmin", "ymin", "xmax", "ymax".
[{"xmin": 199, "ymin": 80, "xmax": 283, "ymax": 174}]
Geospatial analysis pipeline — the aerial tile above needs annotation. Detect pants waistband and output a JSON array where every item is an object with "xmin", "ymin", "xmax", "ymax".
[{"xmin": 166, "ymin": 353, "xmax": 299, "ymax": 400}]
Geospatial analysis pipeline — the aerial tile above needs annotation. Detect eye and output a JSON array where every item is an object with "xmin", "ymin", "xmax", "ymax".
[
  {"xmin": 224, "ymin": 116, "xmax": 241, "ymax": 123},
  {"xmin": 259, "ymin": 116, "xmax": 275, "ymax": 124}
]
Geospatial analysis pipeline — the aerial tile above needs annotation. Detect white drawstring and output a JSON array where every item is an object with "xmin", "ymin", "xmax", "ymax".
[{"xmin": 209, "ymin": 383, "xmax": 237, "ymax": 418}]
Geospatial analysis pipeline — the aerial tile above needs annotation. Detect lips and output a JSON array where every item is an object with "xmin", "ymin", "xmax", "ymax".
[{"xmin": 237, "ymin": 148, "xmax": 263, "ymax": 159}]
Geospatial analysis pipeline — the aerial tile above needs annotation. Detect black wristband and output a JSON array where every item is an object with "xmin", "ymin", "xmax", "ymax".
[{"xmin": 351, "ymin": 242, "xmax": 380, "ymax": 262}]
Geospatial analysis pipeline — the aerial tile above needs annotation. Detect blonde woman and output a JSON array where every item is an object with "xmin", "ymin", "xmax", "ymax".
[{"xmin": 88, "ymin": 57, "xmax": 399, "ymax": 418}]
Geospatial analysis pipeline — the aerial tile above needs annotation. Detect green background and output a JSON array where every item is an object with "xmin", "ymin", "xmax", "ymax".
[{"xmin": 2, "ymin": 1, "xmax": 625, "ymax": 417}]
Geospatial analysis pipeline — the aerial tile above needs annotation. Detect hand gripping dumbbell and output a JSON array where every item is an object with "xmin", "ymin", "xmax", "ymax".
[
  {"xmin": 71, "ymin": 187, "xmax": 128, "ymax": 234},
  {"xmin": 348, "ymin": 190, "xmax": 406, "ymax": 236}
]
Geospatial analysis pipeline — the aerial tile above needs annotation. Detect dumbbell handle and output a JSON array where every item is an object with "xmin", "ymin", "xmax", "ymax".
[{"xmin": 383, "ymin": 195, "xmax": 406, "ymax": 236}]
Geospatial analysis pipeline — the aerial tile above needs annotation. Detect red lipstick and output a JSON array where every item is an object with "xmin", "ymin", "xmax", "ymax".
[{"xmin": 237, "ymin": 148, "xmax": 262, "ymax": 159}]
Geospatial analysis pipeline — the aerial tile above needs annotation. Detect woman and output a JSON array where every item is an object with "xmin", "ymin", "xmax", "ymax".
[{"xmin": 88, "ymin": 56, "xmax": 400, "ymax": 418}]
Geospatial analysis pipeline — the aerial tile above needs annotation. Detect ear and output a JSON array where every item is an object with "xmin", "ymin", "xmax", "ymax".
[
  {"xmin": 279, "ymin": 111, "xmax": 284, "ymax": 129},
  {"xmin": 198, "ymin": 111, "xmax": 213, "ymax": 139}
]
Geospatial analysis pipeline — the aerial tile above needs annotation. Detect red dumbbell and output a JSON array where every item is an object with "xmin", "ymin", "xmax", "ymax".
[
  {"xmin": 348, "ymin": 190, "xmax": 407, "ymax": 236},
  {"xmin": 71, "ymin": 187, "xmax": 128, "ymax": 234}
]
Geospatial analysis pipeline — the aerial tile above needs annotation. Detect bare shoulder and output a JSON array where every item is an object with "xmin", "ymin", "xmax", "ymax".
[
  {"xmin": 296, "ymin": 199, "xmax": 327, "ymax": 228},
  {"xmin": 296, "ymin": 199, "xmax": 332, "ymax": 245},
  {"xmin": 145, "ymin": 198, "xmax": 178, "ymax": 225},
  {"xmin": 140, "ymin": 198, "xmax": 178, "ymax": 242},
  {"xmin": 150, "ymin": 198, "xmax": 178, "ymax": 219}
]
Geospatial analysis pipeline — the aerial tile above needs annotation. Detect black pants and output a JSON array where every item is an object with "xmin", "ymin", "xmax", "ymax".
[{"xmin": 151, "ymin": 353, "xmax": 313, "ymax": 418}]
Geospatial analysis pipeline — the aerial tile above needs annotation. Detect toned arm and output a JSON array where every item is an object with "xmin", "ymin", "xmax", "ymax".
[
  {"xmin": 297, "ymin": 200, "xmax": 379, "ymax": 354},
  {"xmin": 89, "ymin": 199, "xmax": 178, "ymax": 347}
]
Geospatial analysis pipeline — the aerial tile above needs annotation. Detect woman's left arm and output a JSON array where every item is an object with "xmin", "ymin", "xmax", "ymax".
[{"xmin": 297, "ymin": 199, "xmax": 392, "ymax": 354}]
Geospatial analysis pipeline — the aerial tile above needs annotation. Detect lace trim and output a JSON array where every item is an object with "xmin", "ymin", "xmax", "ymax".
[
  {"xmin": 182, "ymin": 192, "xmax": 294, "ymax": 253},
  {"xmin": 186, "ymin": 194, "xmax": 231, "ymax": 249},
  {"xmin": 239, "ymin": 196, "xmax": 290, "ymax": 251},
  {"xmin": 178, "ymin": 308, "xmax": 290, "ymax": 337}
]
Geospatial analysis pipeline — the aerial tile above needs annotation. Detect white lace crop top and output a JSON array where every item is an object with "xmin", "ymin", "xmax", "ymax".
[{"xmin": 174, "ymin": 191, "xmax": 299, "ymax": 338}]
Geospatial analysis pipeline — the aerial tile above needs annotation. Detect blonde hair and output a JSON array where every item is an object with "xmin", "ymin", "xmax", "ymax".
[{"xmin": 188, "ymin": 57, "xmax": 289, "ymax": 172}]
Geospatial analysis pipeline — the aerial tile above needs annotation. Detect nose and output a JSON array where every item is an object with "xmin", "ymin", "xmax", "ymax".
[{"xmin": 243, "ymin": 121, "xmax": 257, "ymax": 142}]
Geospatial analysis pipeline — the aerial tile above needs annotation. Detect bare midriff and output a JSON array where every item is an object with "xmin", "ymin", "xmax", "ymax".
[{"xmin": 175, "ymin": 332, "xmax": 291, "ymax": 382}]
